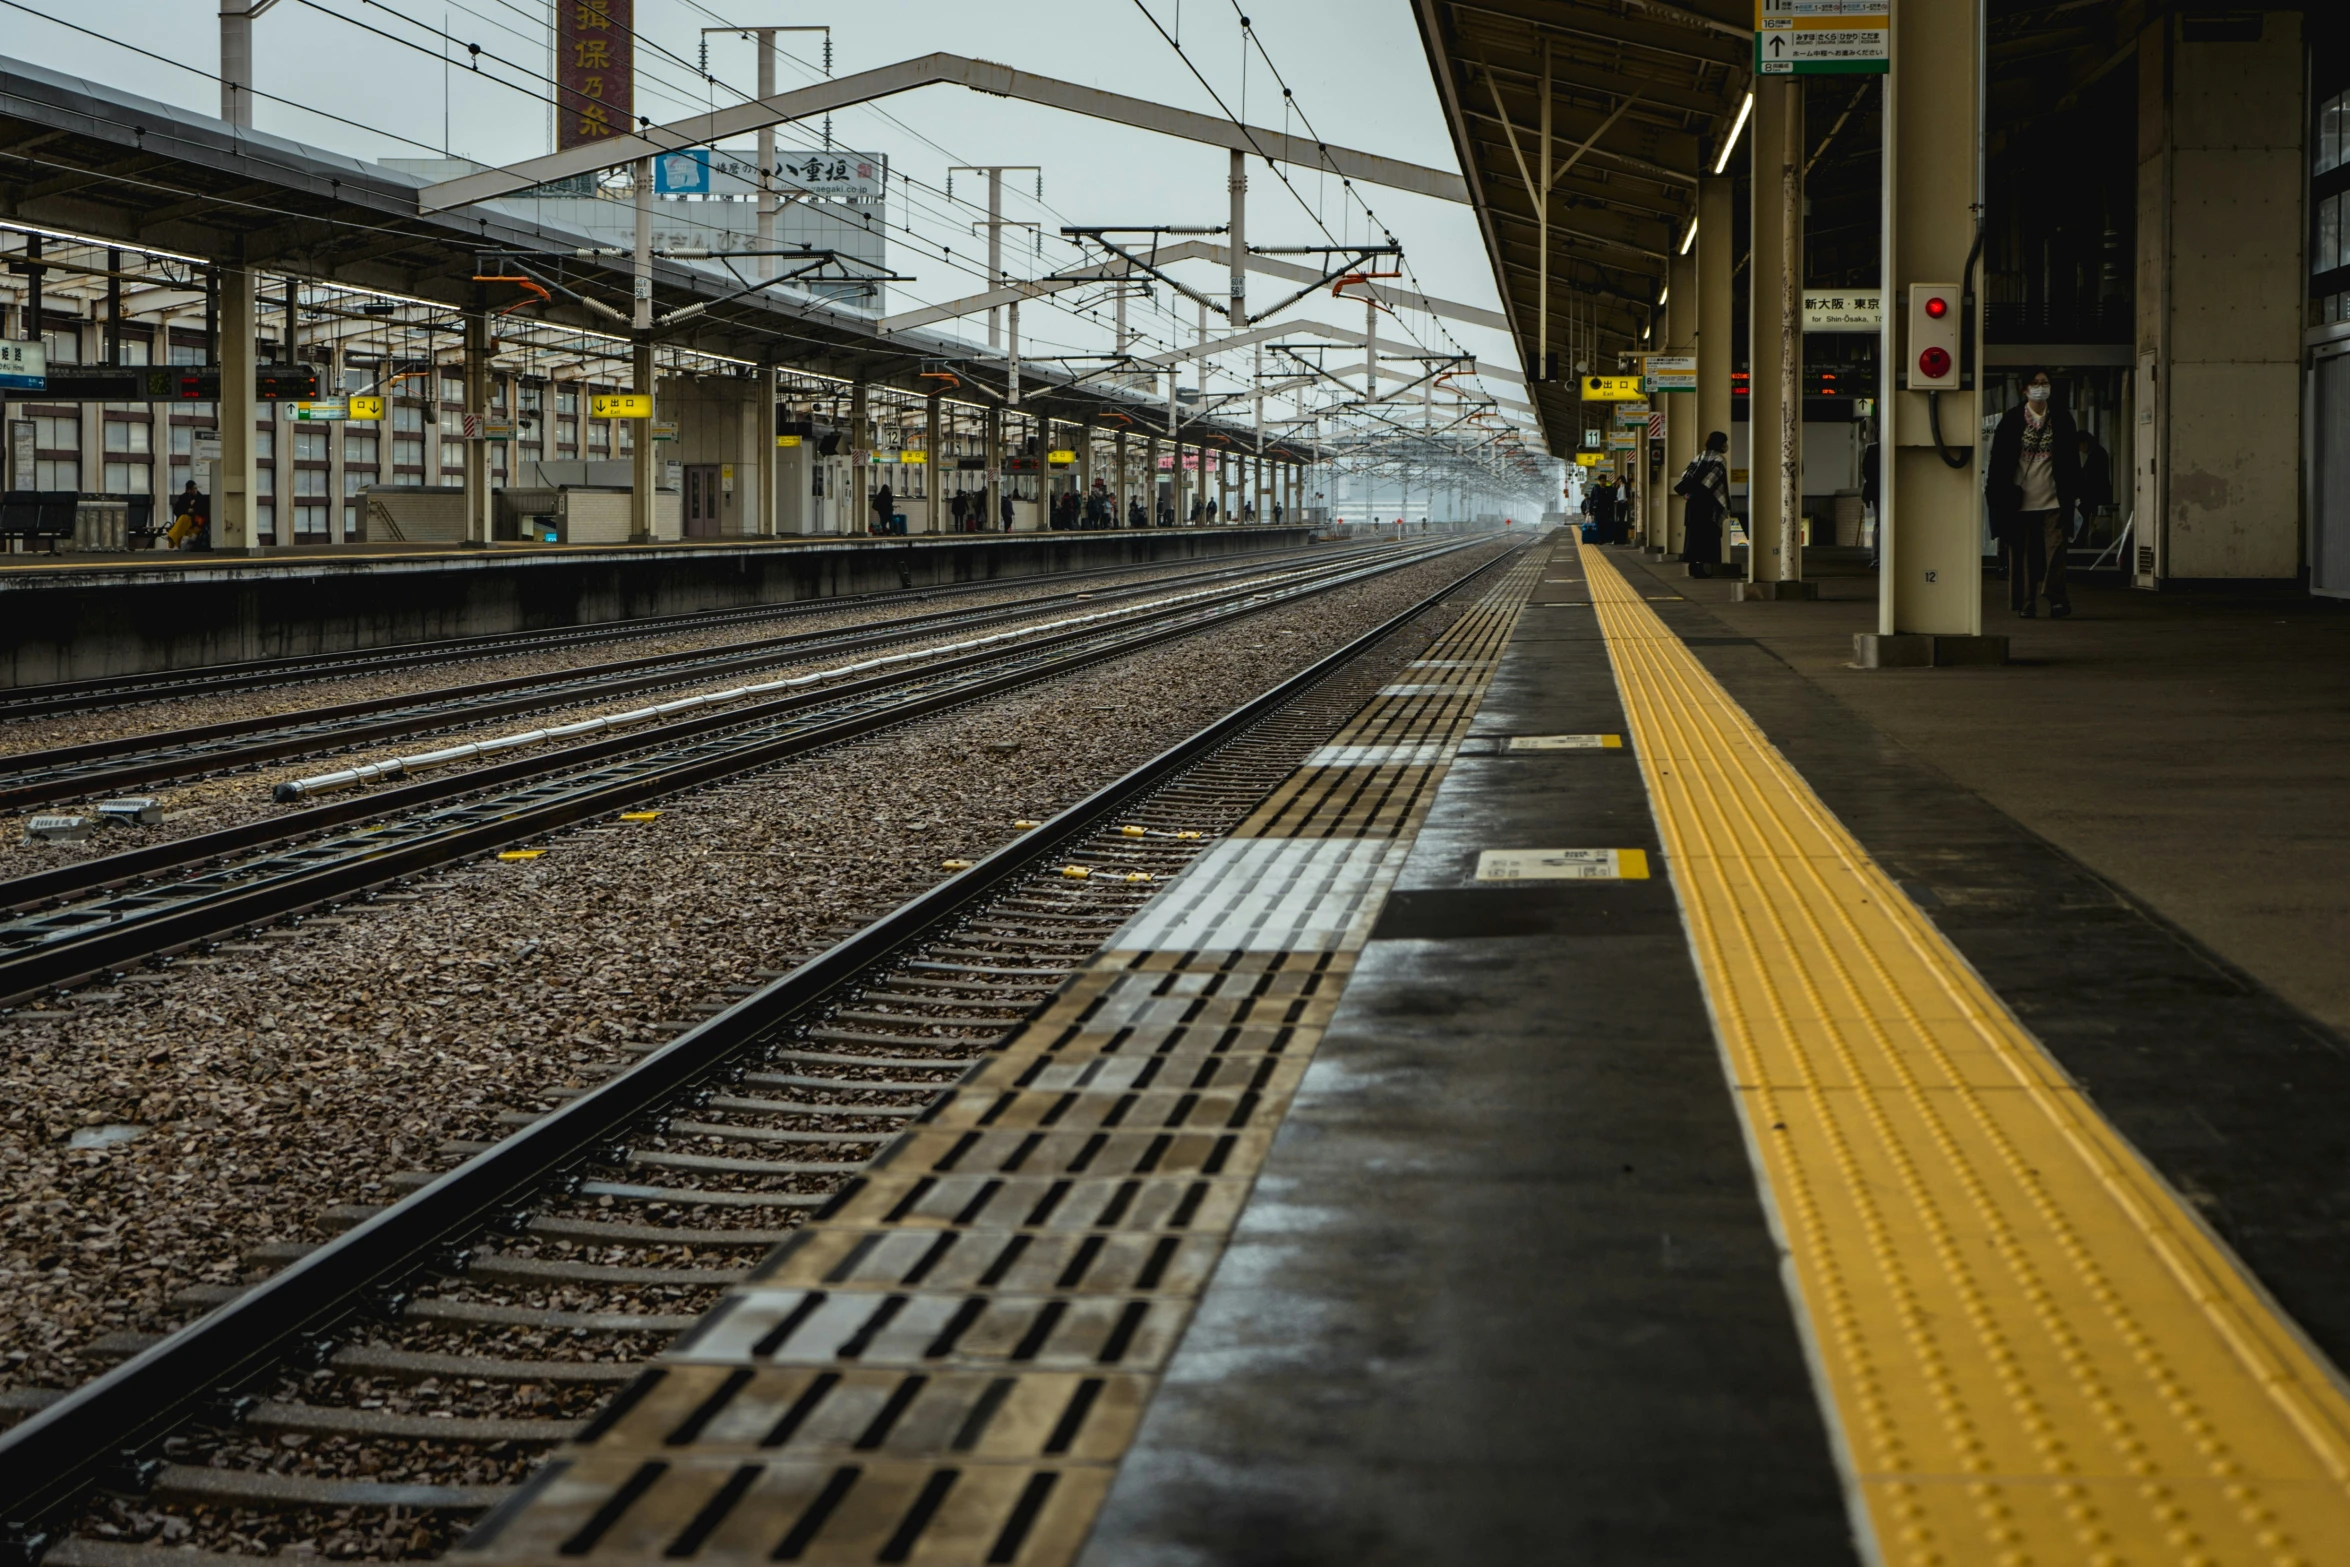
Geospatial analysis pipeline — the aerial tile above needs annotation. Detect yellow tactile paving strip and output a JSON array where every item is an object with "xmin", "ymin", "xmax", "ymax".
[{"xmin": 1580, "ymin": 542, "xmax": 2350, "ymax": 1567}]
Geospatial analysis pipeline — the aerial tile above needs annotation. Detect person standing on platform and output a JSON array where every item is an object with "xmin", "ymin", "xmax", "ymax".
[
  {"xmin": 1987, "ymin": 368, "xmax": 2080, "ymax": 618},
  {"xmin": 1585, "ymin": 476, "xmax": 1619, "ymax": 543},
  {"xmin": 999, "ymin": 489, "xmax": 1015, "ymax": 532},
  {"xmin": 870, "ymin": 481, "xmax": 894, "ymax": 536},
  {"xmin": 1672, "ymin": 431, "xmax": 1732, "ymax": 578}
]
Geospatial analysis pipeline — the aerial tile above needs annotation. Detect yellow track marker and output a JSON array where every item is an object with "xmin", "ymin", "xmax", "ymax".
[
  {"xmin": 618, "ymin": 811, "xmax": 660, "ymax": 822},
  {"xmin": 940, "ymin": 859, "xmax": 973, "ymax": 871},
  {"xmin": 1579, "ymin": 541, "xmax": 2350, "ymax": 1566},
  {"xmin": 496, "ymin": 849, "xmax": 545, "ymax": 861},
  {"xmin": 1060, "ymin": 865, "xmax": 1091, "ymax": 879}
]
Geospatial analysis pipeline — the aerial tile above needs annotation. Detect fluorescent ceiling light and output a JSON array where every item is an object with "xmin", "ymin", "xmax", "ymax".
[
  {"xmin": 1714, "ymin": 92, "xmax": 1754, "ymax": 175},
  {"xmin": 1657, "ymin": 287, "xmax": 1670, "ymax": 307},
  {"xmin": 1680, "ymin": 219, "xmax": 1699, "ymax": 255}
]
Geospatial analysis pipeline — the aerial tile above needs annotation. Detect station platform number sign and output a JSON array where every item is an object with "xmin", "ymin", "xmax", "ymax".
[{"xmin": 1757, "ymin": 0, "xmax": 1889, "ymax": 76}]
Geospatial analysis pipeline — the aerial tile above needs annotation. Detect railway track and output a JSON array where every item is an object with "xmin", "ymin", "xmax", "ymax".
[
  {"xmin": 0, "ymin": 538, "xmax": 1520, "ymax": 1559},
  {"xmin": 0, "ymin": 542, "xmax": 1332, "ymax": 725},
  {"xmin": 0, "ymin": 545, "xmax": 1385, "ymax": 812},
  {"xmin": 0, "ymin": 539, "xmax": 1478, "ymax": 1007}
]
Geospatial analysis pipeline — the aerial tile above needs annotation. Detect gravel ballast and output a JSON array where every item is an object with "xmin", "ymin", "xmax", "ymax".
[{"xmin": 0, "ymin": 543, "xmax": 1509, "ymax": 1395}]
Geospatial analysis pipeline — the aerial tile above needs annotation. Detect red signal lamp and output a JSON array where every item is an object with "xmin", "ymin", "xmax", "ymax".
[{"xmin": 1923, "ymin": 295, "xmax": 1950, "ymax": 319}]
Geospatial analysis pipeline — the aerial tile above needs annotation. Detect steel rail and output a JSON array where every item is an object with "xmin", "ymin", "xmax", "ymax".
[
  {"xmin": 0, "ymin": 541, "xmax": 1480, "ymax": 1005},
  {"xmin": 0, "ymin": 539, "xmax": 1523, "ymax": 1534},
  {"xmin": 0, "ymin": 539, "xmax": 1328, "ymax": 723},
  {"xmin": 0, "ymin": 545, "xmax": 1386, "ymax": 809},
  {"xmin": 0, "ymin": 545, "xmax": 1423, "ymax": 920}
]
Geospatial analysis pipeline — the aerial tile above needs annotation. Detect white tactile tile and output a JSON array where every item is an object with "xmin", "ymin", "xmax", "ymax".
[
  {"xmin": 1302, "ymin": 744, "xmax": 1455, "ymax": 768},
  {"xmin": 1375, "ymin": 683, "xmax": 1467, "ymax": 697},
  {"xmin": 1106, "ymin": 838, "xmax": 1405, "ymax": 954}
]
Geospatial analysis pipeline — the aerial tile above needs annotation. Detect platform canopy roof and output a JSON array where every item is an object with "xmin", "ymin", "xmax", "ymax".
[
  {"xmin": 0, "ymin": 56, "xmax": 1297, "ymax": 453},
  {"xmin": 1412, "ymin": 0, "xmax": 1752, "ymax": 457}
]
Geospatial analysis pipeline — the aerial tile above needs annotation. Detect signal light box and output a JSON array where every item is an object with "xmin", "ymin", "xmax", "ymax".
[{"xmin": 1905, "ymin": 282, "xmax": 1962, "ymax": 391}]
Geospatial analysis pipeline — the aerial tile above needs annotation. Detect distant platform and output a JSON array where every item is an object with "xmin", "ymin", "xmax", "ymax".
[{"xmin": 0, "ymin": 526, "xmax": 1319, "ymax": 689}]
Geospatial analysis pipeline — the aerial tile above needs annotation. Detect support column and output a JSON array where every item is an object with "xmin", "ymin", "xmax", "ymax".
[
  {"xmin": 1697, "ymin": 176, "xmax": 1734, "ymax": 570},
  {"xmin": 925, "ymin": 392, "xmax": 942, "ymax": 535},
  {"xmin": 1664, "ymin": 241, "xmax": 1699, "ymax": 558},
  {"xmin": 1115, "ymin": 427, "xmax": 1130, "ymax": 525},
  {"xmin": 1145, "ymin": 431, "xmax": 1161, "ymax": 525},
  {"xmin": 984, "ymin": 405, "xmax": 1002, "ymax": 533},
  {"xmin": 464, "ymin": 299, "xmax": 490, "ymax": 545},
  {"xmin": 1858, "ymin": 0, "xmax": 1999, "ymax": 666},
  {"xmin": 1077, "ymin": 416, "xmax": 1094, "ymax": 525},
  {"xmin": 850, "ymin": 378, "xmax": 869, "ymax": 533},
  {"xmin": 759, "ymin": 366, "xmax": 779, "ymax": 536},
  {"xmin": 2132, "ymin": 12, "xmax": 2305, "ymax": 586},
  {"xmin": 1740, "ymin": 76, "xmax": 1814, "ymax": 600},
  {"xmin": 214, "ymin": 264, "xmax": 257, "ymax": 552}
]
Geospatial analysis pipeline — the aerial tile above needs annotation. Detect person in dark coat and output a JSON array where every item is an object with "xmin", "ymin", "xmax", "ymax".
[
  {"xmin": 1584, "ymin": 477, "xmax": 1621, "ymax": 543},
  {"xmin": 1985, "ymin": 368, "xmax": 2081, "ymax": 617},
  {"xmin": 2073, "ymin": 429, "xmax": 2113, "ymax": 541},
  {"xmin": 1672, "ymin": 431, "xmax": 1732, "ymax": 577}
]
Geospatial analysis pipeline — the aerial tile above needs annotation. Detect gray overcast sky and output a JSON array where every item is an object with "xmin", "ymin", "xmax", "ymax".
[{"xmin": 6, "ymin": 0, "xmax": 1520, "ymax": 419}]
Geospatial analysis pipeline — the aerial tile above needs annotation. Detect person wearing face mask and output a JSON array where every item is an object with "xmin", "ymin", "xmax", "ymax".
[{"xmin": 1986, "ymin": 369, "xmax": 2081, "ymax": 618}]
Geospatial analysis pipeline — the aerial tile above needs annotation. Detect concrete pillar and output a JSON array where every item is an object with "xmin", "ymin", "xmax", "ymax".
[
  {"xmin": 1174, "ymin": 428, "xmax": 1190, "ymax": 525},
  {"xmin": 2133, "ymin": 11, "xmax": 2305, "ymax": 585},
  {"xmin": 1859, "ymin": 0, "xmax": 1998, "ymax": 664},
  {"xmin": 1742, "ymin": 76, "xmax": 1813, "ymax": 599},
  {"xmin": 758, "ymin": 366, "xmax": 778, "ymax": 537},
  {"xmin": 1115, "ymin": 427, "xmax": 1130, "ymax": 525},
  {"xmin": 849, "ymin": 379, "xmax": 871, "ymax": 533},
  {"xmin": 464, "ymin": 304, "xmax": 490, "ymax": 544},
  {"xmin": 984, "ymin": 405, "xmax": 1001, "ymax": 532},
  {"xmin": 1146, "ymin": 432, "xmax": 1161, "ymax": 524},
  {"xmin": 925, "ymin": 393, "xmax": 942, "ymax": 535},
  {"xmin": 213, "ymin": 264, "xmax": 257, "ymax": 552},
  {"xmin": 1077, "ymin": 416, "xmax": 1094, "ymax": 523},
  {"xmin": 629, "ymin": 339, "xmax": 655, "ymax": 542},
  {"xmin": 1665, "ymin": 244, "xmax": 1698, "ymax": 557},
  {"xmin": 1697, "ymin": 176, "xmax": 1734, "ymax": 568}
]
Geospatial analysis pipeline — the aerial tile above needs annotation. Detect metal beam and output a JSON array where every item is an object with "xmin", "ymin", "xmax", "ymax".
[{"xmin": 421, "ymin": 53, "xmax": 1470, "ymax": 213}]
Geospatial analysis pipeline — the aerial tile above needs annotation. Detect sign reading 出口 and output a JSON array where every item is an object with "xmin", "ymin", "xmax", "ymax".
[
  {"xmin": 1756, "ymin": 0, "xmax": 1889, "ymax": 76},
  {"xmin": 557, "ymin": 0, "xmax": 634, "ymax": 152}
]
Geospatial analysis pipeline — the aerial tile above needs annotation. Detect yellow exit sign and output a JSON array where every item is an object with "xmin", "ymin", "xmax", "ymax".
[
  {"xmin": 592, "ymin": 393, "xmax": 652, "ymax": 419},
  {"xmin": 348, "ymin": 396, "xmax": 384, "ymax": 421},
  {"xmin": 1581, "ymin": 375, "xmax": 1645, "ymax": 401}
]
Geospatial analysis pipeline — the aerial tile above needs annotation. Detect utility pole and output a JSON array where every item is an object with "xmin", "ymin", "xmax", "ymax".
[
  {"xmin": 1227, "ymin": 149, "xmax": 1247, "ymax": 324},
  {"xmin": 219, "ymin": 0, "xmax": 276, "ymax": 128},
  {"xmin": 631, "ymin": 155, "xmax": 656, "ymax": 542},
  {"xmin": 948, "ymin": 165, "xmax": 1040, "ymax": 352}
]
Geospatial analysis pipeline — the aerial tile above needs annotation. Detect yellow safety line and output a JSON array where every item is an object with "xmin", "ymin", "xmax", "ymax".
[{"xmin": 1579, "ymin": 543, "xmax": 2350, "ymax": 1567}]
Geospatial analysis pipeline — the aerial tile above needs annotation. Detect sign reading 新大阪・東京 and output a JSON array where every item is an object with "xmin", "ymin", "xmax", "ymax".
[
  {"xmin": 1804, "ymin": 290, "xmax": 1883, "ymax": 331},
  {"xmin": 1756, "ymin": 0, "xmax": 1889, "ymax": 76},
  {"xmin": 558, "ymin": 1, "xmax": 634, "ymax": 152}
]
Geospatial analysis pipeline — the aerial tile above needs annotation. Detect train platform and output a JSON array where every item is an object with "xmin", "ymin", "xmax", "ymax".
[
  {"xmin": 454, "ymin": 529, "xmax": 2350, "ymax": 1565},
  {"xmin": 0, "ymin": 526, "xmax": 1318, "ymax": 690}
]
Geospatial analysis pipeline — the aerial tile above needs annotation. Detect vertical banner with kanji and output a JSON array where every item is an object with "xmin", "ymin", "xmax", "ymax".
[{"xmin": 556, "ymin": 0, "xmax": 634, "ymax": 151}]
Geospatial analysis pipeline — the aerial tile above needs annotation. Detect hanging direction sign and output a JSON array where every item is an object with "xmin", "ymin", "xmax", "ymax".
[
  {"xmin": 1644, "ymin": 354, "xmax": 1697, "ymax": 393},
  {"xmin": 1803, "ymin": 290, "xmax": 1884, "ymax": 330},
  {"xmin": 1581, "ymin": 374, "xmax": 1645, "ymax": 402},
  {"xmin": 1757, "ymin": 0, "xmax": 1889, "ymax": 76}
]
